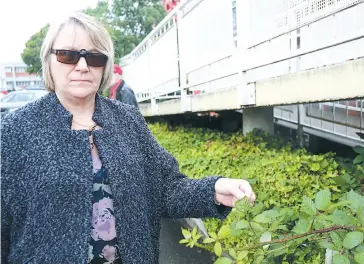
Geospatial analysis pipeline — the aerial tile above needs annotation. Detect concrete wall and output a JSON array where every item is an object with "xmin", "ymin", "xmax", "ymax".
[{"xmin": 255, "ymin": 58, "xmax": 364, "ymax": 106}]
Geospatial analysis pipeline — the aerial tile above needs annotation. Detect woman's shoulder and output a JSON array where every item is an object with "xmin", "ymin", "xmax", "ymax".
[
  {"xmin": 1, "ymin": 95, "xmax": 52, "ymax": 162},
  {"xmin": 99, "ymin": 95, "xmax": 141, "ymax": 121},
  {"xmin": 1, "ymin": 93, "xmax": 51, "ymax": 133},
  {"xmin": 98, "ymin": 95, "xmax": 149, "ymax": 141}
]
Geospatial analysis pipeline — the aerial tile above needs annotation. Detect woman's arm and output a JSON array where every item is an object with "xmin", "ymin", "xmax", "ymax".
[
  {"xmin": 1, "ymin": 116, "xmax": 26, "ymax": 263},
  {"xmin": 1, "ymin": 198, "xmax": 11, "ymax": 264},
  {"xmin": 130, "ymin": 109, "xmax": 232, "ymax": 219}
]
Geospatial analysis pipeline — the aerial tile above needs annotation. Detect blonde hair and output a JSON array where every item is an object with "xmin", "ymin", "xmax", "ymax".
[{"xmin": 40, "ymin": 12, "xmax": 114, "ymax": 92}]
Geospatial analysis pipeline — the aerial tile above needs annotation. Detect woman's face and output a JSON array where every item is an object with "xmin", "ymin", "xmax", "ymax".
[{"xmin": 50, "ymin": 24, "xmax": 104, "ymax": 100}]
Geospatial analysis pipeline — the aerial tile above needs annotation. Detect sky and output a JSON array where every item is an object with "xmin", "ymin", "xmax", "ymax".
[{"xmin": 0, "ymin": 0, "xmax": 100, "ymax": 64}]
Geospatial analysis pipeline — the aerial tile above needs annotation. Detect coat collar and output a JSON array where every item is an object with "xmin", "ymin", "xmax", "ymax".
[{"xmin": 46, "ymin": 92, "xmax": 114, "ymax": 137}]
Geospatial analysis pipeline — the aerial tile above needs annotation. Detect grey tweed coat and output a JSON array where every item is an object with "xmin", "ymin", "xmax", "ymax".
[{"xmin": 1, "ymin": 92, "xmax": 230, "ymax": 264}]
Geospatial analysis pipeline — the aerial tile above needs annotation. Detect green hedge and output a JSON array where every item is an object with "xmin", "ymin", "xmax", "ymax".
[
  {"xmin": 149, "ymin": 123, "xmax": 364, "ymax": 264},
  {"xmin": 150, "ymin": 123, "xmax": 341, "ymax": 208}
]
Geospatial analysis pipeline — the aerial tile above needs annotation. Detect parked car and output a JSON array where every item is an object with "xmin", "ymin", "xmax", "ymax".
[
  {"xmin": 23, "ymin": 85, "xmax": 45, "ymax": 91},
  {"xmin": 0, "ymin": 90, "xmax": 48, "ymax": 117},
  {"xmin": 0, "ymin": 87, "xmax": 9, "ymax": 99}
]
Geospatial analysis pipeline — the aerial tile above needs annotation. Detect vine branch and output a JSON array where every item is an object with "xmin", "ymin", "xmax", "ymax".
[{"xmin": 242, "ymin": 225, "xmax": 358, "ymax": 250}]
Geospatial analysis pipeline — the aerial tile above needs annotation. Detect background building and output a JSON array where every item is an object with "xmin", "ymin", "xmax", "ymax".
[{"xmin": 1, "ymin": 61, "xmax": 43, "ymax": 90}]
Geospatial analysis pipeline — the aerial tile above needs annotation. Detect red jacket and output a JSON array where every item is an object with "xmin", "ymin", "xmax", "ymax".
[
  {"xmin": 162, "ymin": 0, "xmax": 179, "ymax": 12},
  {"xmin": 109, "ymin": 80, "xmax": 122, "ymax": 99}
]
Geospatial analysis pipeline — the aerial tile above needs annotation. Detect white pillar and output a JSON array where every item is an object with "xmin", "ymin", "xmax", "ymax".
[{"xmin": 243, "ymin": 107, "xmax": 274, "ymax": 135}]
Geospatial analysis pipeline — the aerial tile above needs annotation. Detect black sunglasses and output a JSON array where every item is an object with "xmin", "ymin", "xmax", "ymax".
[{"xmin": 51, "ymin": 49, "xmax": 108, "ymax": 67}]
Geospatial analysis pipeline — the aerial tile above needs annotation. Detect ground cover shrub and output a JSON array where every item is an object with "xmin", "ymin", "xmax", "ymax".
[{"xmin": 149, "ymin": 123, "xmax": 364, "ymax": 263}]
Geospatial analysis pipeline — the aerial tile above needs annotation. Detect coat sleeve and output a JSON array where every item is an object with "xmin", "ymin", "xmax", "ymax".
[
  {"xmin": 1, "ymin": 197, "xmax": 11, "ymax": 264},
  {"xmin": 131, "ymin": 109, "xmax": 232, "ymax": 219},
  {"xmin": 1, "ymin": 116, "xmax": 26, "ymax": 263},
  {"xmin": 1, "ymin": 119, "xmax": 13, "ymax": 263}
]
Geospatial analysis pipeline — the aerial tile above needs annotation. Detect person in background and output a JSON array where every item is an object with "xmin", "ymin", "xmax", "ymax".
[
  {"xmin": 162, "ymin": 0, "xmax": 180, "ymax": 12},
  {"xmin": 1, "ymin": 12, "xmax": 256, "ymax": 264},
  {"xmin": 109, "ymin": 64, "xmax": 139, "ymax": 109}
]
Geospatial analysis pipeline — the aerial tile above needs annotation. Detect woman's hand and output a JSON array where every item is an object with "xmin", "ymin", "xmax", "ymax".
[{"xmin": 214, "ymin": 178, "xmax": 256, "ymax": 207}]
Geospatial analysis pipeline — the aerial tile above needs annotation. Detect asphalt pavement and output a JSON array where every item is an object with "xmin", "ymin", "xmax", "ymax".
[{"xmin": 159, "ymin": 218, "xmax": 214, "ymax": 264}]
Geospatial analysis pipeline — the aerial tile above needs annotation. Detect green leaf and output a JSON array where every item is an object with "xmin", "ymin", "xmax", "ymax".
[
  {"xmin": 277, "ymin": 225, "xmax": 289, "ymax": 231},
  {"xmin": 179, "ymin": 239, "xmax": 189, "ymax": 244},
  {"xmin": 354, "ymin": 250, "xmax": 364, "ymax": 263},
  {"xmin": 315, "ymin": 189, "xmax": 331, "ymax": 211},
  {"xmin": 328, "ymin": 210, "xmax": 357, "ymax": 226},
  {"xmin": 228, "ymin": 248, "xmax": 236, "ymax": 259},
  {"xmin": 331, "ymin": 232, "xmax": 343, "ymax": 250},
  {"xmin": 301, "ymin": 196, "xmax": 317, "ymax": 216},
  {"xmin": 218, "ymin": 225, "xmax": 230, "ymax": 239},
  {"xmin": 209, "ymin": 232, "xmax": 218, "ymax": 239},
  {"xmin": 353, "ymin": 145, "xmax": 364, "ymax": 154},
  {"xmin": 343, "ymin": 232, "xmax": 364, "ymax": 249},
  {"xmin": 314, "ymin": 214, "xmax": 332, "ymax": 229},
  {"xmin": 263, "ymin": 209, "xmax": 280, "ymax": 219},
  {"xmin": 267, "ymin": 246, "xmax": 288, "ymax": 257},
  {"xmin": 236, "ymin": 250, "xmax": 249, "ymax": 260},
  {"xmin": 354, "ymin": 243, "xmax": 364, "ymax": 253},
  {"xmin": 269, "ymin": 220, "xmax": 282, "ymax": 232},
  {"xmin": 193, "ymin": 233, "xmax": 201, "ymax": 242},
  {"xmin": 318, "ymin": 240, "xmax": 335, "ymax": 250},
  {"xmin": 260, "ymin": 231, "xmax": 272, "ymax": 250},
  {"xmin": 203, "ymin": 237, "xmax": 215, "ymax": 244},
  {"xmin": 250, "ymin": 222, "xmax": 266, "ymax": 232},
  {"xmin": 254, "ymin": 213, "xmax": 271, "ymax": 224},
  {"xmin": 250, "ymin": 202, "xmax": 266, "ymax": 216},
  {"xmin": 181, "ymin": 228, "xmax": 191, "ymax": 239},
  {"xmin": 191, "ymin": 227, "xmax": 197, "ymax": 238},
  {"xmin": 310, "ymin": 163, "xmax": 321, "ymax": 171},
  {"xmin": 333, "ymin": 254, "xmax": 350, "ymax": 264},
  {"xmin": 358, "ymin": 206, "xmax": 364, "ymax": 224},
  {"xmin": 230, "ymin": 220, "xmax": 249, "ymax": 236},
  {"xmin": 278, "ymin": 208, "xmax": 295, "ymax": 221},
  {"xmin": 187, "ymin": 241, "xmax": 195, "ymax": 248},
  {"xmin": 293, "ymin": 219, "xmax": 311, "ymax": 234},
  {"xmin": 354, "ymin": 155, "xmax": 364, "ymax": 164},
  {"xmin": 235, "ymin": 197, "xmax": 251, "ymax": 212},
  {"xmin": 333, "ymin": 174, "xmax": 352, "ymax": 186},
  {"xmin": 346, "ymin": 190, "xmax": 364, "ymax": 213},
  {"xmin": 214, "ymin": 242, "xmax": 222, "ymax": 257},
  {"xmin": 327, "ymin": 200, "xmax": 353, "ymax": 213},
  {"xmin": 214, "ymin": 257, "xmax": 233, "ymax": 264},
  {"xmin": 254, "ymin": 255, "xmax": 264, "ymax": 263},
  {"xmin": 232, "ymin": 220, "xmax": 249, "ymax": 230}
]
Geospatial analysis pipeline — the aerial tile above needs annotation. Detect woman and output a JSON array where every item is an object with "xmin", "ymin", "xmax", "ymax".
[{"xmin": 1, "ymin": 13, "xmax": 255, "ymax": 264}]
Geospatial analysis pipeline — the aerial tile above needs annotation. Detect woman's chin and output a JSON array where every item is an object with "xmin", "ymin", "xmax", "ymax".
[{"xmin": 67, "ymin": 86, "xmax": 97, "ymax": 99}]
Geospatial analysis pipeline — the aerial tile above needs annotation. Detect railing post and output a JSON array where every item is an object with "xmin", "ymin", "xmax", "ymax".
[
  {"xmin": 297, "ymin": 104, "xmax": 305, "ymax": 148},
  {"xmin": 151, "ymin": 91, "xmax": 158, "ymax": 116},
  {"xmin": 176, "ymin": 7, "xmax": 192, "ymax": 113},
  {"xmin": 236, "ymin": 0, "xmax": 255, "ymax": 107}
]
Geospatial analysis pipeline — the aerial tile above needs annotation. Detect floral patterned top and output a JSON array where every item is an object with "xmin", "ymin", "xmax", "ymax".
[{"xmin": 88, "ymin": 133, "xmax": 122, "ymax": 264}]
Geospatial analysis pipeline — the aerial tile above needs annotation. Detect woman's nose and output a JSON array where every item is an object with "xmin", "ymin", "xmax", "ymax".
[{"xmin": 75, "ymin": 57, "xmax": 89, "ymax": 71}]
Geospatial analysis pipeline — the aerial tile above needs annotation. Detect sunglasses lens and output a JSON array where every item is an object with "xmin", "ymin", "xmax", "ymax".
[
  {"xmin": 86, "ymin": 53, "xmax": 108, "ymax": 67},
  {"xmin": 56, "ymin": 50, "xmax": 79, "ymax": 64}
]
